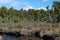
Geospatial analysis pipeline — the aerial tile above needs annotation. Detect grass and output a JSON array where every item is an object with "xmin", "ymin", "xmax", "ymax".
[{"xmin": 0, "ymin": 20, "xmax": 60, "ymax": 35}]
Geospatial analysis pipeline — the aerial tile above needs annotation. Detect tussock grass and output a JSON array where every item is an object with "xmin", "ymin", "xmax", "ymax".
[{"xmin": 0, "ymin": 20, "xmax": 60, "ymax": 35}]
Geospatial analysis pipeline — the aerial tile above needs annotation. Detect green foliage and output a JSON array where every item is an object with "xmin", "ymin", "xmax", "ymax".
[
  {"xmin": 53, "ymin": 1, "xmax": 60, "ymax": 23},
  {"xmin": 0, "ymin": 1, "xmax": 60, "ymax": 23}
]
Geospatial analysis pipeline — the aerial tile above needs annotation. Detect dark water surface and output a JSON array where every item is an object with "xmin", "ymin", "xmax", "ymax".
[
  {"xmin": 0, "ymin": 35, "xmax": 43, "ymax": 40},
  {"xmin": 0, "ymin": 35, "xmax": 18, "ymax": 40},
  {"xmin": 0, "ymin": 35, "xmax": 60, "ymax": 40}
]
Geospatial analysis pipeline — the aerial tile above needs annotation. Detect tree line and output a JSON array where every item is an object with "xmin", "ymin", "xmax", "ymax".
[{"xmin": 0, "ymin": 1, "xmax": 60, "ymax": 23}]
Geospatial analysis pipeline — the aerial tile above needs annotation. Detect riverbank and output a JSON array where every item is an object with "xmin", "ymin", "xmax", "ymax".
[{"xmin": 0, "ymin": 21, "xmax": 60, "ymax": 36}]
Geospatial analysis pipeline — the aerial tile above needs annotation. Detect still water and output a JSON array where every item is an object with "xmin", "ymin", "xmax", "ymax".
[
  {"xmin": 0, "ymin": 36, "xmax": 18, "ymax": 40},
  {"xmin": 0, "ymin": 35, "xmax": 42, "ymax": 40}
]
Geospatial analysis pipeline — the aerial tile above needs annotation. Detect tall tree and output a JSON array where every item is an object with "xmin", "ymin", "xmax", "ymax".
[
  {"xmin": 0, "ymin": 6, "xmax": 8, "ymax": 18},
  {"xmin": 53, "ymin": 1, "xmax": 60, "ymax": 23}
]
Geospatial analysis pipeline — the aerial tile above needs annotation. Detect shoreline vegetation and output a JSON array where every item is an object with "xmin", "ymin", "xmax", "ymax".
[
  {"xmin": 0, "ymin": 1, "xmax": 60, "ymax": 36},
  {"xmin": 0, "ymin": 21, "xmax": 60, "ymax": 35}
]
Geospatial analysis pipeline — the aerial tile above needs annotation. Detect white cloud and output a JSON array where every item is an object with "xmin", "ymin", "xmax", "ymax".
[
  {"xmin": 23, "ymin": 6, "xmax": 34, "ymax": 10},
  {"xmin": 0, "ymin": 0, "xmax": 14, "ymax": 3},
  {"xmin": 37, "ymin": 7, "xmax": 47, "ymax": 10},
  {"xmin": 0, "ymin": 0, "xmax": 47, "ymax": 10},
  {"xmin": 23, "ymin": 6, "xmax": 47, "ymax": 10},
  {"xmin": 0, "ymin": 0, "xmax": 20, "ymax": 6},
  {"xmin": 0, "ymin": 0, "xmax": 22, "ymax": 10}
]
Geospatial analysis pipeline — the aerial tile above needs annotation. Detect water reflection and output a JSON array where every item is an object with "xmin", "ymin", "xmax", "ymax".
[
  {"xmin": 0, "ymin": 35, "xmax": 42, "ymax": 40},
  {"xmin": 0, "ymin": 35, "xmax": 59, "ymax": 40},
  {"xmin": 0, "ymin": 36, "xmax": 3, "ymax": 40},
  {"xmin": 0, "ymin": 35, "xmax": 18, "ymax": 40}
]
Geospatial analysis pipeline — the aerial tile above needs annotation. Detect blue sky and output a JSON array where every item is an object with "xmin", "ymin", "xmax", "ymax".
[{"xmin": 0, "ymin": 0, "xmax": 59, "ymax": 10}]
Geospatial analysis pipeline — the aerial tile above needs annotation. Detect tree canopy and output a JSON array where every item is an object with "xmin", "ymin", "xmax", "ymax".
[{"xmin": 0, "ymin": 1, "xmax": 60, "ymax": 23}]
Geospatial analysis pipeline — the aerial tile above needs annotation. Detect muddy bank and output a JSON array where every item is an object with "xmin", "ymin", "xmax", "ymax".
[{"xmin": 0, "ymin": 31, "xmax": 60, "ymax": 40}]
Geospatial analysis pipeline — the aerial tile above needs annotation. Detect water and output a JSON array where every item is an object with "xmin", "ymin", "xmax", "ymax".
[
  {"xmin": 0, "ymin": 35, "xmax": 59, "ymax": 40},
  {"xmin": 0, "ymin": 36, "xmax": 18, "ymax": 40},
  {"xmin": 0, "ymin": 35, "xmax": 42, "ymax": 40}
]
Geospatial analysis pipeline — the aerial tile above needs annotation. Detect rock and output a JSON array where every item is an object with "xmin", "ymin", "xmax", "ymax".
[
  {"xmin": 55, "ymin": 36, "xmax": 60, "ymax": 40},
  {"xmin": 0, "ymin": 36, "xmax": 3, "ymax": 40},
  {"xmin": 42, "ymin": 34, "xmax": 55, "ymax": 40},
  {"xmin": 42, "ymin": 30, "xmax": 55, "ymax": 40},
  {"xmin": 34, "ymin": 31, "xmax": 41, "ymax": 38}
]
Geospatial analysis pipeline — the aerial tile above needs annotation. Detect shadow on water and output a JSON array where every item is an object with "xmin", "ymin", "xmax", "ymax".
[
  {"xmin": 0, "ymin": 35, "xmax": 60, "ymax": 40},
  {"xmin": 0, "ymin": 31, "xmax": 60, "ymax": 40},
  {"xmin": 0, "ymin": 31, "xmax": 43, "ymax": 40},
  {"xmin": 0, "ymin": 35, "xmax": 43, "ymax": 40}
]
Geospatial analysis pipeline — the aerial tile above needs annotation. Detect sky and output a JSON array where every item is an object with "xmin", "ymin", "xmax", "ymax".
[{"xmin": 0, "ymin": 0, "xmax": 60, "ymax": 10}]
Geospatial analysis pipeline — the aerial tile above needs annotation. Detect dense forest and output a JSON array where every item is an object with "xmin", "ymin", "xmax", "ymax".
[{"xmin": 0, "ymin": 1, "xmax": 60, "ymax": 23}]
